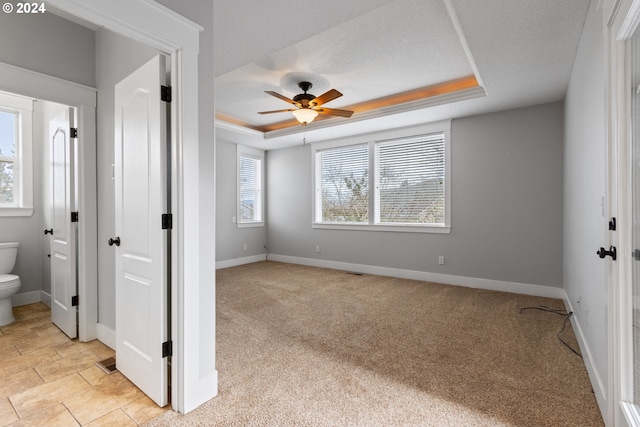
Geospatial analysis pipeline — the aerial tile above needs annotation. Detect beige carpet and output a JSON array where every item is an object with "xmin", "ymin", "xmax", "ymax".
[{"xmin": 145, "ymin": 261, "xmax": 603, "ymax": 426}]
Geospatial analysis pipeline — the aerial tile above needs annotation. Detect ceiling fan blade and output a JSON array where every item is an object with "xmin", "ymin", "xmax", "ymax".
[
  {"xmin": 315, "ymin": 107, "xmax": 354, "ymax": 118},
  {"xmin": 310, "ymin": 89, "xmax": 342, "ymax": 106},
  {"xmin": 258, "ymin": 108, "xmax": 297, "ymax": 114},
  {"xmin": 265, "ymin": 91, "xmax": 298, "ymax": 105}
]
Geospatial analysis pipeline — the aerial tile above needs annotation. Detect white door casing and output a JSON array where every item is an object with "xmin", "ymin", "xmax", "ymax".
[
  {"xmin": 114, "ymin": 54, "xmax": 169, "ymax": 407},
  {"xmin": 46, "ymin": 0, "xmax": 215, "ymax": 413},
  {"xmin": 49, "ymin": 108, "xmax": 77, "ymax": 339},
  {"xmin": 605, "ymin": 0, "xmax": 640, "ymax": 425}
]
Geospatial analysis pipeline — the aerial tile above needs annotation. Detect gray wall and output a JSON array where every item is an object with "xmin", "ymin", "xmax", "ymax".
[
  {"xmin": 95, "ymin": 29, "xmax": 160, "ymax": 329},
  {"xmin": 267, "ymin": 102, "xmax": 564, "ymax": 287},
  {"xmin": 0, "ymin": 11, "xmax": 95, "ymax": 87},
  {"xmin": 216, "ymin": 139, "xmax": 267, "ymax": 261},
  {"xmin": 563, "ymin": 0, "xmax": 608, "ymax": 416}
]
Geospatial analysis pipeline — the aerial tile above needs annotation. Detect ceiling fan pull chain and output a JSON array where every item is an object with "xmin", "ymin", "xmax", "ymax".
[{"xmin": 303, "ymin": 123, "xmax": 307, "ymax": 145}]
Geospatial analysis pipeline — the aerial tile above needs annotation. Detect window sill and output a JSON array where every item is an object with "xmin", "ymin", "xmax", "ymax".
[
  {"xmin": 0, "ymin": 207, "xmax": 34, "ymax": 217},
  {"xmin": 312, "ymin": 222, "xmax": 450, "ymax": 234},
  {"xmin": 237, "ymin": 221, "xmax": 264, "ymax": 228}
]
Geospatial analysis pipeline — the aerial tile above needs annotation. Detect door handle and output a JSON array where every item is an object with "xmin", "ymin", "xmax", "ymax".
[
  {"xmin": 108, "ymin": 237, "xmax": 121, "ymax": 247},
  {"xmin": 44, "ymin": 229, "xmax": 53, "ymax": 235},
  {"xmin": 596, "ymin": 246, "xmax": 616, "ymax": 260}
]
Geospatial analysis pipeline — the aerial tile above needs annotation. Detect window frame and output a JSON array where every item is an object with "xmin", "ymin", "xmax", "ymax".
[
  {"xmin": 312, "ymin": 120, "xmax": 451, "ymax": 233},
  {"xmin": 0, "ymin": 91, "xmax": 33, "ymax": 217},
  {"xmin": 237, "ymin": 144, "xmax": 265, "ymax": 228}
]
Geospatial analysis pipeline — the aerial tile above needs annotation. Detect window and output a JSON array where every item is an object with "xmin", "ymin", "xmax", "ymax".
[
  {"xmin": 313, "ymin": 121, "xmax": 450, "ymax": 233},
  {"xmin": 237, "ymin": 145, "xmax": 264, "ymax": 227},
  {"xmin": 0, "ymin": 92, "xmax": 33, "ymax": 216}
]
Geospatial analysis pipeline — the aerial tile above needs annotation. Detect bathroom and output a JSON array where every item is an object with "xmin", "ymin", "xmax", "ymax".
[{"xmin": 0, "ymin": 94, "xmax": 76, "ymax": 326}]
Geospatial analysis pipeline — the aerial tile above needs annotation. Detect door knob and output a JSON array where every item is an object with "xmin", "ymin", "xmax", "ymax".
[
  {"xmin": 44, "ymin": 229, "xmax": 53, "ymax": 235},
  {"xmin": 108, "ymin": 237, "xmax": 121, "ymax": 247},
  {"xmin": 596, "ymin": 246, "xmax": 616, "ymax": 260}
]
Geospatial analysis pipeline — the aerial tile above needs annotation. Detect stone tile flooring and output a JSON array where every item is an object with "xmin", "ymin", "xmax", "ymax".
[{"xmin": 0, "ymin": 303, "xmax": 169, "ymax": 426}]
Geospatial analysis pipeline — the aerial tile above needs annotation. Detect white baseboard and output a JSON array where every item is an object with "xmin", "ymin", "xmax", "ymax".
[
  {"xmin": 563, "ymin": 297, "xmax": 607, "ymax": 420},
  {"xmin": 11, "ymin": 290, "xmax": 43, "ymax": 307},
  {"xmin": 267, "ymin": 254, "xmax": 565, "ymax": 299},
  {"xmin": 216, "ymin": 254, "xmax": 267, "ymax": 270},
  {"xmin": 40, "ymin": 291, "xmax": 51, "ymax": 307},
  {"xmin": 96, "ymin": 323, "xmax": 116, "ymax": 350}
]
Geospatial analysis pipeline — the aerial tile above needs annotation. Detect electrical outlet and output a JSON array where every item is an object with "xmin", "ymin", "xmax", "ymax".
[
  {"xmin": 243, "ymin": 243, "xmax": 247, "ymax": 251},
  {"xmin": 438, "ymin": 256, "xmax": 445, "ymax": 265},
  {"xmin": 316, "ymin": 245, "xmax": 321, "ymax": 253}
]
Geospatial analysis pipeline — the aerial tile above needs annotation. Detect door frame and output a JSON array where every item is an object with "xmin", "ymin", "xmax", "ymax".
[
  {"xmin": 47, "ymin": 0, "xmax": 218, "ymax": 413},
  {"xmin": 0, "ymin": 62, "xmax": 98, "ymax": 342},
  {"xmin": 605, "ymin": 0, "xmax": 640, "ymax": 425}
]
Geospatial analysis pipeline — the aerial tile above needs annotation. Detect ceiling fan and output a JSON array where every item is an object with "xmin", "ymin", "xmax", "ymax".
[{"xmin": 258, "ymin": 81, "xmax": 354, "ymax": 125}]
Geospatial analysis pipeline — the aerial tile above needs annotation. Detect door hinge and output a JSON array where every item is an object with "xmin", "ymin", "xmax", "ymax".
[
  {"xmin": 161, "ymin": 85, "xmax": 171, "ymax": 103},
  {"xmin": 71, "ymin": 212, "xmax": 79, "ymax": 222},
  {"xmin": 162, "ymin": 340, "xmax": 172, "ymax": 358},
  {"xmin": 634, "ymin": 249, "xmax": 640, "ymax": 261},
  {"xmin": 70, "ymin": 128, "xmax": 78, "ymax": 139},
  {"xmin": 161, "ymin": 213, "xmax": 172, "ymax": 230},
  {"xmin": 71, "ymin": 295, "xmax": 79, "ymax": 306}
]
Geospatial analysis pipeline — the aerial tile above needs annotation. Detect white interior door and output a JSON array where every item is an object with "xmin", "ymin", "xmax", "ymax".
[
  {"xmin": 49, "ymin": 108, "xmax": 77, "ymax": 339},
  {"xmin": 114, "ymin": 54, "xmax": 169, "ymax": 407}
]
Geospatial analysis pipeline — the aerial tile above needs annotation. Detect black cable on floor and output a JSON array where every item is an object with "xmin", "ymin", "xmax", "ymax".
[{"xmin": 519, "ymin": 305, "xmax": 582, "ymax": 357}]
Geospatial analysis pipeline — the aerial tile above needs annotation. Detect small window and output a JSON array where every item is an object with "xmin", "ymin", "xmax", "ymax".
[
  {"xmin": 313, "ymin": 121, "xmax": 451, "ymax": 233},
  {"xmin": 0, "ymin": 92, "xmax": 33, "ymax": 217},
  {"xmin": 237, "ymin": 145, "xmax": 264, "ymax": 227},
  {"xmin": 0, "ymin": 110, "xmax": 18, "ymax": 204}
]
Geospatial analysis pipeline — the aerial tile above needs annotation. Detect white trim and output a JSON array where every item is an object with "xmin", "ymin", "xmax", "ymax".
[
  {"xmin": 40, "ymin": 291, "xmax": 51, "ymax": 307},
  {"xmin": 606, "ymin": 0, "xmax": 640, "ymax": 425},
  {"xmin": 311, "ymin": 223, "xmax": 450, "ymax": 234},
  {"xmin": 10, "ymin": 290, "xmax": 50, "ymax": 307},
  {"xmin": 216, "ymin": 254, "xmax": 268, "ymax": 270},
  {"xmin": 563, "ymin": 297, "xmax": 608, "ymax": 414},
  {"xmin": 264, "ymin": 88, "xmax": 483, "ymax": 139},
  {"xmin": 96, "ymin": 323, "xmax": 116, "ymax": 350},
  {"xmin": 622, "ymin": 402, "xmax": 640, "ymax": 426},
  {"xmin": 11, "ymin": 291, "xmax": 42, "ymax": 307},
  {"xmin": 267, "ymin": 254, "xmax": 565, "ymax": 299},
  {"xmin": 443, "ymin": 0, "xmax": 485, "ymax": 89},
  {"xmin": 0, "ymin": 207, "xmax": 33, "ymax": 217}
]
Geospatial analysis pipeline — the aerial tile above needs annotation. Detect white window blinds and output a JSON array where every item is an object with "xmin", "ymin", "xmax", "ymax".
[
  {"xmin": 375, "ymin": 133, "xmax": 445, "ymax": 224},
  {"xmin": 239, "ymin": 155, "xmax": 261, "ymax": 222},
  {"xmin": 318, "ymin": 143, "xmax": 369, "ymax": 223}
]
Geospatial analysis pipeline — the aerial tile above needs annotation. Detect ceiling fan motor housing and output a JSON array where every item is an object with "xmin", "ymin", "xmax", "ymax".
[{"xmin": 293, "ymin": 82, "xmax": 315, "ymax": 107}]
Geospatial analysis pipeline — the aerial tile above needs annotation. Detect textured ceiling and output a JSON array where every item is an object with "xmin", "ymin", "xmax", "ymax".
[{"xmin": 215, "ymin": 0, "xmax": 590, "ymax": 149}]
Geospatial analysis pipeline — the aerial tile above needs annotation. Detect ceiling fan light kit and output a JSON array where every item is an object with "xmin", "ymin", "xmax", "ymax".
[
  {"xmin": 259, "ymin": 81, "xmax": 354, "ymax": 126},
  {"xmin": 292, "ymin": 108, "xmax": 319, "ymax": 124}
]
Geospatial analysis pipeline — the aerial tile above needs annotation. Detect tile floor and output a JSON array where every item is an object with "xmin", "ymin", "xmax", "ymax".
[{"xmin": 0, "ymin": 303, "xmax": 169, "ymax": 426}]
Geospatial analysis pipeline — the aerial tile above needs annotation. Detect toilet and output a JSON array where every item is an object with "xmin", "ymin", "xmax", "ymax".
[{"xmin": 0, "ymin": 242, "xmax": 21, "ymax": 326}]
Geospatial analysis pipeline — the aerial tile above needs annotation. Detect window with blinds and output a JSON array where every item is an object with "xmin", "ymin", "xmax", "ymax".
[
  {"xmin": 318, "ymin": 143, "xmax": 369, "ymax": 223},
  {"xmin": 237, "ymin": 145, "xmax": 264, "ymax": 226},
  {"xmin": 375, "ymin": 133, "xmax": 445, "ymax": 224},
  {"xmin": 313, "ymin": 122, "xmax": 450, "ymax": 232}
]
